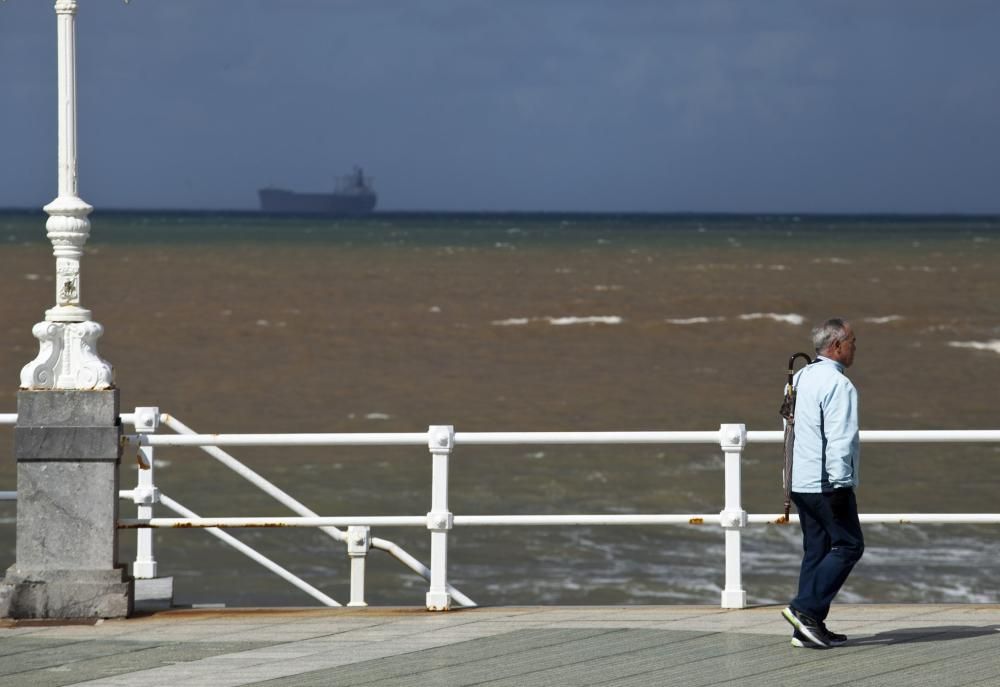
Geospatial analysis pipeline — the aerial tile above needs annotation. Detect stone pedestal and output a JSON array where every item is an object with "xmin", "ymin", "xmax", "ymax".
[{"xmin": 0, "ymin": 389, "xmax": 133, "ymax": 618}]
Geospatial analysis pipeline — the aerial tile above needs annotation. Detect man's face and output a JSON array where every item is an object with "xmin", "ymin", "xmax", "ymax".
[{"xmin": 828, "ymin": 325, "xmax": 857, "ymax": 367}]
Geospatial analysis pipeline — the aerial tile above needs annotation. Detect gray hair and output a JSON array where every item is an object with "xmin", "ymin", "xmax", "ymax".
[{"xmin": 812, "ymin": 318, "xmax": 851, "ymax": 354}]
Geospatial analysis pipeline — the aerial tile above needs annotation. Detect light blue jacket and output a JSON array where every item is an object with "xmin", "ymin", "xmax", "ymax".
[{"xmin": 791, "ymin": 356, "xmax": 860, "ymax": 493}]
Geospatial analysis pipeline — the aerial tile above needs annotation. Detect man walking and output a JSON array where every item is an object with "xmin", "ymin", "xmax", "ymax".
[{"xmin": 782, "ymin": 318, "xmax": 863, "ymax": 649}]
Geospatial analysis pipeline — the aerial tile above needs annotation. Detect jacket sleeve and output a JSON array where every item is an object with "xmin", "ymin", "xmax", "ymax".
[{"xmin": 823, "ymin": 379, "xmax": 859, "ymax": 487}]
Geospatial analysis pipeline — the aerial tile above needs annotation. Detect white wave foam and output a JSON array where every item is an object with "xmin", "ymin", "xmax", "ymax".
[
  {"xmin": 949, "ymin": 340, "xmax": 1000, "ymax": 355},
  {"xmin": 739, "ymin": 313, "xmax": 805, "ymax": 325},
  {"xmin": 908, "ymin": 580, "xmax": 996, "ymax": 604},
  {"xmin": 23, "ymin": 273, "xmax": 40, "ymax": 281},
  {"xmin": 811, "ymin": 257, "xmax": 852, "ymax": 265},
  {"xmin": 863, "ymin": 315, "xmax": 904, "ymax": 324},
  {"xmin": 548, "ymin": 316, "xmax": 622, "ymax": 326},
  {"xmin": 665, "ymin": 316, "xmax": 725, "ymax": 325},
  {"xmin": 365, "ymin": 412, "xmax": 391, "ymax": 420},
  {"xmin": 493, "ymin": 316, "xmax": 623, "ymax": 327}
]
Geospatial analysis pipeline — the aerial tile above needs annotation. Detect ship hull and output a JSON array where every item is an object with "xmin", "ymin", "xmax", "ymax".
[{"xmin": 258, "ymin": 189, "xmax": 377, "ymax": 215}]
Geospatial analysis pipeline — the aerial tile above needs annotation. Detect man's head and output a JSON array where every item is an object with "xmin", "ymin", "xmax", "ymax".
[{"xmin": 812, "ymin": 318, "xmax": 857, "ymax": 367}]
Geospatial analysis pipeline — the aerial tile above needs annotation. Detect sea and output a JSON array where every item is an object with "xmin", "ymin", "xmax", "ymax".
[{"xmin": 1, "ymin": 210, "xmax": 999, "ymax": 608}]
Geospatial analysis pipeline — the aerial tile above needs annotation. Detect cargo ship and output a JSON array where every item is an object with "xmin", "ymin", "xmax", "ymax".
[{"xmin": 258, "ymin": 167, "xmax": 377, "ymax": 215}]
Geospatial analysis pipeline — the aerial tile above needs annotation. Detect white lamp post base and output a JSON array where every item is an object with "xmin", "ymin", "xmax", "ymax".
[{"xmin": 20, "ymin": 321, "xmax": 114, "ymax": 391}]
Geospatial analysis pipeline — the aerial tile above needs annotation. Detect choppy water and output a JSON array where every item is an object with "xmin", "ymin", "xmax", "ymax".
[{"xmin": 1, "ymin": 210, "xmax": 999, "ymax": 607}]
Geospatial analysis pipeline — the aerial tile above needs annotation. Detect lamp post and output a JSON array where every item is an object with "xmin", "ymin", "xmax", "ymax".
[
  {"xmin": 21, "ymin": 0, "xmax": 113, "ymax": 391},
  {"xmin": 0, "ymin": 0, "xmax": 132, "ymax": 619}
]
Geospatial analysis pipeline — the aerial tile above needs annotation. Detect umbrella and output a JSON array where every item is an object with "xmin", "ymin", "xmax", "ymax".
[{"xmin": 778, "ymin": 352, "xmax": 813, "ymax": 522}]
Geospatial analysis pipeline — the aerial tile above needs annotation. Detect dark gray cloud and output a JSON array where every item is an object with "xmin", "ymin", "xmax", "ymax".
[{"xmin": 1, "ymin": 0, "xmax": 998, "ymax": 212}]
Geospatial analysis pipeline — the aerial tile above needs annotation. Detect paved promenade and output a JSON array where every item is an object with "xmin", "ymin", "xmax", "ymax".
[{"xmin": 1, "ymin": 605, "xmax": 999, "ymax": 686}]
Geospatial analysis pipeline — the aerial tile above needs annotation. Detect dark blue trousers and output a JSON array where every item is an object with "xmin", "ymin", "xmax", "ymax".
[{"xmin": 790, "ymin": 489, "xmax": 864, "ymax": 621}]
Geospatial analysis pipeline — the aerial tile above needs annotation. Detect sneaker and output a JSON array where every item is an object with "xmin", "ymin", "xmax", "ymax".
[
  {"xmin": 782, "ymin": 606, "xmax": 830, "ymax": 647},
  {"xmin": 822, "ymin": 625, "xmax": 847, "ymax": 646},
  {"xmin": 790, "ymin": 629, "xmax": 824, "ymax": 649}
]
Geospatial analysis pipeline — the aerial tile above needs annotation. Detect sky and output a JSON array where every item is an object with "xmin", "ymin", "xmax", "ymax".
[{"xmin": 1, "ymin": 0, "xmax": 998, "ymax": 213}]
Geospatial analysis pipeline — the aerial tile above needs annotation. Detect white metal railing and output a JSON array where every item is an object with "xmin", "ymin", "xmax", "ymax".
[
  {"xmin": 3, "ymin": 412, "xmax": 1000, "ymax": 609},
  {"xmin": 113, "ymin": 409, "xmax": 336, "ymax": 606},
  {"xmin": 0, "ymin": 410, "xmax": 474, "ymax": 609},
  {"xmin": 150, "ymin": 412, "xmax": 475, "ymax": 608},
  {"xmin": 121, "ymin": 422, "xmax": 1000, "ymax": 610}
]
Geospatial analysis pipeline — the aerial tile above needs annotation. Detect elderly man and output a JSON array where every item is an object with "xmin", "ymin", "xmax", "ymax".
[{"xmin": 782, "ymin": 318, "xmax": 863, "ymax": 649}]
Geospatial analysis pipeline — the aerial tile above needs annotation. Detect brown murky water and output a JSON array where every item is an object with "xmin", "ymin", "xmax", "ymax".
[{"xmin": 1, "ymin": 213, "xmax": 998, "ymax": 606}]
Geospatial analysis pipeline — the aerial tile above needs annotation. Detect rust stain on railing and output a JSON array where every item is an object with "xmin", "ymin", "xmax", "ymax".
[{"xmin": 119, "ymin": 522, "xmax": 292, "ymax": 529}]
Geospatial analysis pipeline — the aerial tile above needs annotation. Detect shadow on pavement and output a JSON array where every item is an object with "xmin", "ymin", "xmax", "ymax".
[{"xmin": 852, "ymin": 625, "xmax": 1000, "ymax": 645}]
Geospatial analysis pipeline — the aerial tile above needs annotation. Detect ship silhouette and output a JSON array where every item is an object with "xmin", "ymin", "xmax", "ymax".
[{"xmin": 258, "ymin": 167, "xmax": 377, "ymax": 215}]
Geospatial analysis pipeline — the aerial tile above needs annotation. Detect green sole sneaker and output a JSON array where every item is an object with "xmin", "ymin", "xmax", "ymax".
[
  {"xmin": 781, "ymin": 606, "xmax": 830, "ymax": 648},
  {"xmin": 791, "ymin": 631, "xmax": 826, "ymax": 649}
]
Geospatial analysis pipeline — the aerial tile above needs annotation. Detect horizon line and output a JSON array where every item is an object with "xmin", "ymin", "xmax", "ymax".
[{"xmin": 1, "ymin": 207, "xmax": 998, "ymax": 219}]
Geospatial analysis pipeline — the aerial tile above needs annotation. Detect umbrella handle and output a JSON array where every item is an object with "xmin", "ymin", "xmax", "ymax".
[{"xmin": 786, "ymin": 352, "xmax": 813, "ymax": 387}]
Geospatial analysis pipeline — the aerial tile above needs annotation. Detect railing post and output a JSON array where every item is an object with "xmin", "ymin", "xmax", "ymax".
[
  {"xmin": 719, "ymin": 423, "xmax": 748, "ymax": 609},
  {"xmin": 346, "ymin": 525, "xmax": 371, "ymax": 607},
  {"xmin": 425, "ymin": 425, "xmax": 454, "ymax": 611},
  {"xmin": 131, "ymin": 407, "xmax": 160, "ymax": 579}
]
